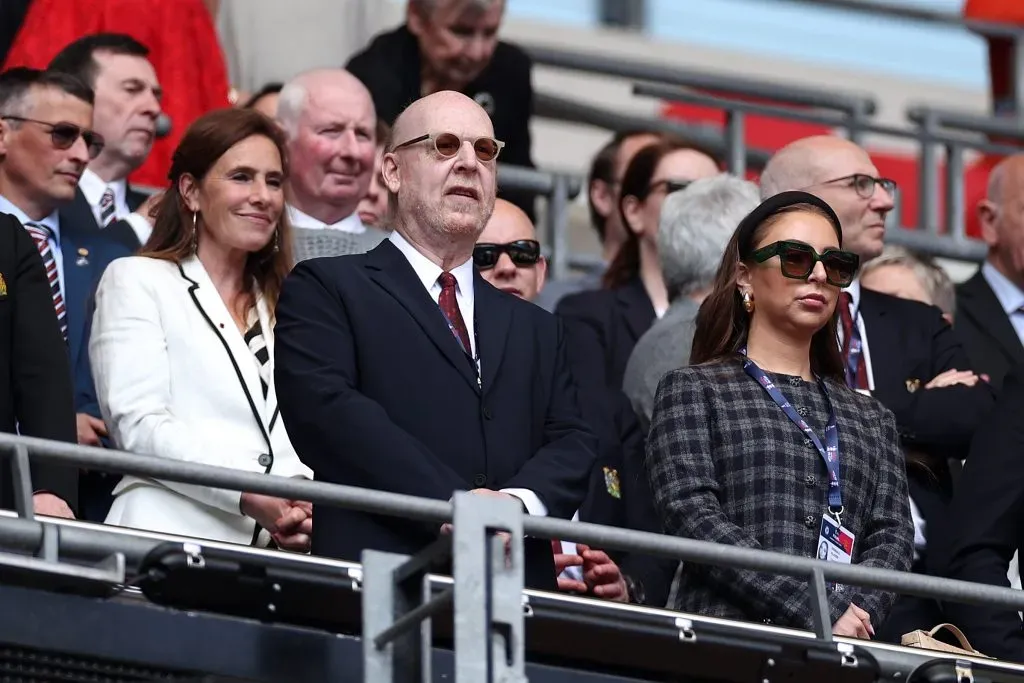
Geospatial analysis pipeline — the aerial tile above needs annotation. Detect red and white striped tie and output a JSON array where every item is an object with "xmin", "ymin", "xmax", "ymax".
[{"xmin": 23, "ymin": 222, "xmax": 68, "ymax": 342}]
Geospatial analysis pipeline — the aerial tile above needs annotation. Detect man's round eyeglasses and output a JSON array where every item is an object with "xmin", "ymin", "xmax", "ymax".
[{"xmin": 393, "ymin": 132, "xmax": 505, "ymax": 163}]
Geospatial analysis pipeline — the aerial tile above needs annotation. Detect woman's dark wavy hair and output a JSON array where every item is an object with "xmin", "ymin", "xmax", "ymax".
[
  {"xmin": 602, "ymin": 138, "xmax": 702, "ymax": 290},
  {"xmin": 141, "ymin": 108, "xmax": 294, "ymax": 316},
  {"xmin": 688, "ymin": 191, "xmax": 847, "ymax": 382}
]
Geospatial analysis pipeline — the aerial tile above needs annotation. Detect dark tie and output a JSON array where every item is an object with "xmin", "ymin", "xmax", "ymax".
[
  {"xmin": 99, "ymin": 187, "xmax": 116, "ymax": 227},
  {"xmin": 438, "ymin": 272, "xmax": 472, "ymax": 354},
  {"xmin": 838, "ymin": 292, "xmax": 868, "ymax": 390},
  {"xmin": 23, "ymin": 222, "xmax": 68, "ymax": 342}
]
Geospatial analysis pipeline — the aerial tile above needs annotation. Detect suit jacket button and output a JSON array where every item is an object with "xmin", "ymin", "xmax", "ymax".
[
  {"xmin": 482, "ymin": 406, "xmax": 493, "ymax": 420},
  {"xmin": 473, "ymin": 474, "xmax": 487, "ymax": 487},
  {"xmin": 258, "ymin": 454, "xmax": 272, "ymax": 467},
  {"xmin": 805, "ymin": 475, "xmax": 816, "ymax": 486},
  {"xmin": 797, "ymin": 406, "xmax": 809, "ymax": 417},
  {"xmin": 804, "ymin": 438, "xmax": 813, "ymax": 447},
  {"xmin": 804, "ymin": 515, "xmax": 816, "ymax": 528}
]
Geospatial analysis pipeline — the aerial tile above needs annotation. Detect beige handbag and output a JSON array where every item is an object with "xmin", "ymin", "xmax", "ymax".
[{"xmin": 901, "ymin": 623, "xmax": 991, "ymax": 658}]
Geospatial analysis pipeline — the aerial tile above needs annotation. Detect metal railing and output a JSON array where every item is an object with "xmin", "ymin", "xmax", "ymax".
[{"xmin": 3, "ymin": 432, "xmax": 1024, "ymax": 682}]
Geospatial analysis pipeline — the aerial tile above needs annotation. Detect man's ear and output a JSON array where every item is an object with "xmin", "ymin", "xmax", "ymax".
[
  {"xmin": 534, "ymin": 255, "xmax": 548, "ymax": 296},
  {"xmin": 381, "ymin": 152, "xmax": 401, "ymax": 195},
  {"xmin": 407, "ymin": 2, "xmax": 426, "ymax": 37},
  {"xmin": 977, "ymin": 199, "xmax": 1000, "ymax": 248}
]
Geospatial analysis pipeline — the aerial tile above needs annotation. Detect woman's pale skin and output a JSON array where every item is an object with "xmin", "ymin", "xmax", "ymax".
[
  {"xmin": 736, "ymin": 211, "xmax": 875, "ymax": 639},
  {"xmin": 179, "ymin": 134, "xmax": 312, "ymax": 551}
]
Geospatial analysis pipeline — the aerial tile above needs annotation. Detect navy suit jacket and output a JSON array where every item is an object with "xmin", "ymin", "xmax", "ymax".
[
  {"xmin": 65, "ymin": 187, "xmax": 146, "ymax": 252},
  {"xmin": 274, "ymin": 239, "xmax": 597, "ymax": 588},
  {"xmin": 58, "ymin": 196, "xmax": 134, "ymax": 418}
]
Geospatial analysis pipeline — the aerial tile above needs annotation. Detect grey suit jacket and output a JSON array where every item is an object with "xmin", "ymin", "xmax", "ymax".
[
  {"xmin": 622, "ymin": 297, "xmax": 699, "ymax": 432},
  {"xmin": 292, "ymin": 227, "xmax": 388, "ymax": 262}
]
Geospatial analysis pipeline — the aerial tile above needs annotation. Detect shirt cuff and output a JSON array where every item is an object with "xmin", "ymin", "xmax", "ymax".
[
  {"xmin": 125, "ymin": 213, "xmax": 153, "ymax": 246},
  {"xmin": 500, "ymin": 488, "xmax": 547, "ymax": 517}
]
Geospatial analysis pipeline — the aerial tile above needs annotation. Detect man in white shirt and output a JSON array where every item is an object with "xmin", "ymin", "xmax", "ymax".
[
  {"xmin": 276, "ymin": 68, "xmax": 387, "ymax": 258},
  {"xmin": 48, "ymin": 34, "xmax": 163, "ymax": 249},
  {"xmin": 958, "ymin": 153, "xmax": 1024, "ymax": 389},
  {"xmin": 275, "ymin": 90, "xmax": 596, "ymax": 589}
]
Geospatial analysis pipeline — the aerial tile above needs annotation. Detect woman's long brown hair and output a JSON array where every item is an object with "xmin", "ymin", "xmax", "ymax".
[
  {"xmin": 689, "ymin": 203, "xmax": 846, "ymax": 383},
  {"xmin": 140, "ymin": 108, "xmax": 294, "ymax": 317}
]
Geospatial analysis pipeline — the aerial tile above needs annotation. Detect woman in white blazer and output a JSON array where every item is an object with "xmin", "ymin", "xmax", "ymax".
[{"xmin": 90, "ymin": 108, "xmax": 313, "ymax": 550}]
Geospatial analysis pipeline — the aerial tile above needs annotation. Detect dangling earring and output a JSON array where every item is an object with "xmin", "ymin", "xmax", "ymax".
[
  {"xmin": 272, "ymin": 229, "xmax": 280, "ymax": 253},
  {"xmin": 191, "ymin": 211, "xmax": 199, "ymax": 254},
  {"xmin": 742, "ymin": 290, "xmax": 755, "ymax": 313}
]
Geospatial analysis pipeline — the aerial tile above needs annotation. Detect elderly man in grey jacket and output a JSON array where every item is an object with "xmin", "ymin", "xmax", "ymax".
[{"xmin": 623, "ymin": 174, "xmax": 760, "ymax": 431}]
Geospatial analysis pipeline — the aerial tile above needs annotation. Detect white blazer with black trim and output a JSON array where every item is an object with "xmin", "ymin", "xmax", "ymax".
[{"xmin": 89, "ymin": 254, "xmax": 312, "ymax": 545}]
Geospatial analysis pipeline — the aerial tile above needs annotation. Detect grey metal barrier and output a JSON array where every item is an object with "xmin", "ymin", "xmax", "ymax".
[
  {"xmin": 5, "ymin": 432, "xmax": 1024, "ymax": 659},
  {"xmin": 631, "ymin": 81, "xmax": 1024, "ymax": 263},
  {"xmin": 497, "ymin": 164, "xmax": 582, "ymax": 281}
]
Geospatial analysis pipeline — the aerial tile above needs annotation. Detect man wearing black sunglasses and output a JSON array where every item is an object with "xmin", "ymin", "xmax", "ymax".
[
  {"xmin": 762, "ymin": 135, "xmax": 996, "ymax": 641},
  {"xmin": 474, "ymin": 198, "xmax": 546, "ymax": 300},
  {"xmin": 0, "ymin": 67, "xmax": 132, "ymax": 520}
]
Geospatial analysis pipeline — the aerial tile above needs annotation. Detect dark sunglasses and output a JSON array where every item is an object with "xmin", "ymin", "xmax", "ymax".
[
  {"xmin": 473, "ymin": 240, "xmax": 541, "ymax": 270},
  {"xmin": 393, "ymin": 132, "xmax": 505, "ymax": 162},
  {"xmin": 752, "ymin": 240, "xmax": 860, "ymax": 287},
  {"xmin": 1, "ymin": 115, "xmax": 105, "ymax": 159}
]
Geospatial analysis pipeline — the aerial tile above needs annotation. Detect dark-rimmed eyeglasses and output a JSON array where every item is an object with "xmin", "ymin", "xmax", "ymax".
[
  {"xmin": 393, "ymin": 132, "xmax": 505, "ymax": 162},
  {"xmin": 817, "ymin": 173, "xmax": 897, "ymax": 200},
  {"xmin": 473, "ymin": 240, "xmax": 541, "ymax": 270},
  {"xmin": 752, "ymin": 240, "xmax": 860, "ymax": 287},
  {"xmin": 1, "ymin": 115, "xmax": 105, "ymax": 159}
]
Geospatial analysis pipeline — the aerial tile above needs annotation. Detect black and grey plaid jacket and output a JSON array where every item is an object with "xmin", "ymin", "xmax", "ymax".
[{"xmin": 647, "ymin": 358, "xmax": 913, "ymax": 630}]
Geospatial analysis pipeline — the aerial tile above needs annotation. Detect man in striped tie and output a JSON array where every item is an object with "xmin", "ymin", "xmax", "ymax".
[
  {"xmin": 49, "ymin": 34, "xmax": 163, "ymax": 251},
  {"xmin": 0, "ymin": 67, "xmax": 133, "ymax": 520}
]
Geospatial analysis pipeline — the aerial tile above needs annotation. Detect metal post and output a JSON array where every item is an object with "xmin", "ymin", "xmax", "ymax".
[
  {"xmin": 362, "ymin": 549, "xmax": 435, "ymax": 683},
  {"xmin": 846, "ymin": 100, "xmax": 870, "ymax": 147},
  {"xmin": 725, "ymin": 109, "xmax": 746, "ymax": 177},
  {"xmin": 452, "ymin": 491, "xmax": 526, "ymax": 683},
  {"xmin": 598, "ymin": 0, "xmax": 645, "ymax": 30},
  {"xmin": 944, "ymin": 142, "xmax": 966, "ymax": 240},
  {"xmin": 917, "ymin": 116, "xmax": 940, "ymax": 233},
  {"xmin": 9, "ymin": 444, "xmax": 34, "ymax": 522},
  {"xmin": 1014, "ymin": 33, "xmax": 1024, "ymax": 119},
  {"xmin": 807, "ymin": 566, "xmax": 833, "ymax": 643},
  {"xmin": 547, "ymin": 174, "xmax": 571, "ymax": 281}
]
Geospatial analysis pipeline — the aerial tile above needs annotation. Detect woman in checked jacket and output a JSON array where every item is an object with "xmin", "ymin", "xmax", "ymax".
[{"xmin": 646, "ymin": 191, "xmax": 913, "ymax": 638}]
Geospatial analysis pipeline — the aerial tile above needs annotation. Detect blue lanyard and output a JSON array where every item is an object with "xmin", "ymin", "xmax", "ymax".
[
  {"xmin": 740, "ymin": 350, "xmax": 843, "ymax": 518},
  {"xmin": 844, "ymin": 311, "xmax": 864, "ymax": 390}
]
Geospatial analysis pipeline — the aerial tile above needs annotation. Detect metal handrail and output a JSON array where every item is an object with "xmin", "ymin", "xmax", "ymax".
[
  {"xmin": 908, "ymin": 105, "xmax": 1024, "ymax": 141},
  {"xmin": 4, "ymin": 432, "xmax": 1024, "ymax": 618},
  {"xmin": 524, "ymin": 43, "xmax": 877, "ymax": 118},
  {"xmin": 777, "ymin": 0, "xmax": 1024, "ymax": 39}
]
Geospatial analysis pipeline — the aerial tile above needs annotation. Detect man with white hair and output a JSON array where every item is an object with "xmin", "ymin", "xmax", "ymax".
[
  {"xmin": 622, "ymin": 174, "xmax": 759, "ymax": 431},
  {"xmin": 276, "ymin": 68, "xmax": 387, "ymax": 259}
]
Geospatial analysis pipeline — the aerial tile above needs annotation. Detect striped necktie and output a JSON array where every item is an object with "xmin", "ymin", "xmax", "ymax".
[
  {"xmin": 23, "ymin": 222, "xmax": 68, "ymax": 342},
  {"xmin": 99, "ymin": 188, "xmax": 116, "ymax": 227}
]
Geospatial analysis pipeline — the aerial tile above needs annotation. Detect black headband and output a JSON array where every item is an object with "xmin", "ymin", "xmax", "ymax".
[{"xmin": 736, "ymin": 190, "xmax": 843, "ymax": 256}]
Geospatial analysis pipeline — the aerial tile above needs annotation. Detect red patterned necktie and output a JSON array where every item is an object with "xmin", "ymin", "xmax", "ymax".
[
  {"xmin": 437, "ymin": 272, "xmax": 472, "ymax": 354},
  {"xmin": 837, "ymin": 292, "xmax": 868, "ymax": 390},
  {"xmin": 23, "ymin": 222, "xmax": 68, "ymax": 342}
]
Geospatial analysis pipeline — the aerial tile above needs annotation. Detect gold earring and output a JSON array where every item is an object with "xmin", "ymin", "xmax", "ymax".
[
  {"xmin": 191, "ymin": 211, "xmax": 199, "ymax": 254},
  {"xmin": 742, "ymin": 290, "xmax": 754, "ymax": 313}
]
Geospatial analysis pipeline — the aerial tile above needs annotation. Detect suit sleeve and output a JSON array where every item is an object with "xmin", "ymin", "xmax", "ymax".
[
  {"xmin": 89, "ymin": 259, "xmax": 258, "ymax": 514},
  {"xmin": 500, "ymin": 319, "xmax": 596, "ymax": 519},
  {"xmin": 274, "ymin": 261, "xmax": 467, "ymax": 502},
  {"xmin": 647, "ymin": 370, "xmax": 849, "ymax": 628},
  {"xmin": 10, "ymin": 220, "xmax": 78, "ymax": 510},
  {"xmin": 929, "ymin": 366, "xmax": 1024, "ymax": 661},
  {"xmin": 884, "ymin": 307, "xmax": 995, "ymax": 453},
  {"xmin": 556, "ymin": 294, "xmax": 611, "ymax": 392},
  {"xmin": 844, "ymin": 408, "xmax": 914, "ymax": 627}
]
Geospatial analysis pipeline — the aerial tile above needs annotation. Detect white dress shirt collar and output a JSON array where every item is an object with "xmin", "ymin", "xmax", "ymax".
[
  {"xmin": 79, "ymin": 168, "xmax": 127, "ymax": 210},
  {"xmin": 0, "ymin": 194, "xmax": 60, "ymax": 240},
  {"xmin": 844, "ymin": 278, "xmax": 862, "ymax": 316},
  {"xmin": 982, "ymin": 261, "xmax": 1024, "ymax": 315},
  {"xmin": 287, "ymin": 204, "xmax": 366, "ymax": 234},
  {"xmin": 388, "ymin": 230, "xmax": 474, "ymax": 299}
]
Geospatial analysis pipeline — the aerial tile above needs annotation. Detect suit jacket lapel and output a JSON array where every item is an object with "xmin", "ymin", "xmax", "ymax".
[
  {"xmin": 960, "ymin": 270, "xmax": 1024, "ymax": 365},
  {"xmin": 474, "ymin": 273, "xmax": 512, "ymax": 395},
  {"xmin": 256, "ymin": 294, "xmax": 280, "ymax": 431},
  {"xmin": 58, "ymin": 229, "xmax": 92, "ymax": 366},
  {"xmin": 179, "ymin": 257, "xmax": 273, "ymax": 444},
  {"xmin": 365, "ymin": 241, "xmax": 479, "ymax": 391},
  {"xmin": 125, "ymin": 186, "xmax": 146, "ymax": 213},
  {"xmin": 618, "ymin": 277, "xmax": 657, "ymax": 344},
  {"xmin": 858, "ymin": 290, "xmax": 899, "ymax": 385}
]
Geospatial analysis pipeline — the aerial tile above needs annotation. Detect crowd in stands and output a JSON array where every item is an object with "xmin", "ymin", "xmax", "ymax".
[{"xmin": 5, "ymin": 0, "xmax": 1024, "ymax": 666}]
